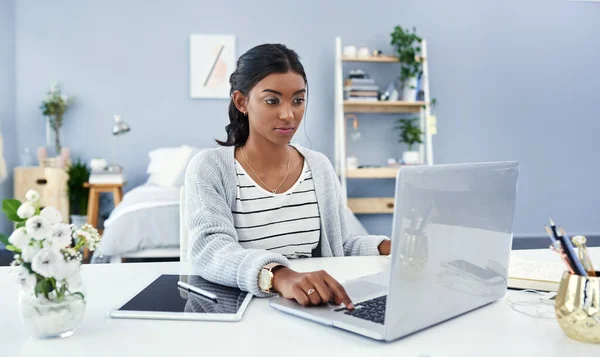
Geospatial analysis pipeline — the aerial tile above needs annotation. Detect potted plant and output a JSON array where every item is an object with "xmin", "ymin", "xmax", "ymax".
[
  {"xmin": 0, "ymin": 190, "xmax": 100, "ymax": 338},
  {"xmin": 40, "ymin": 83, "xmax": 73, "ymax": 156},
  {"xmin": 390, "ymin": 26, "xmax": 422, "ymax": 101},
  {"xmin": 396, "ymin": 118, "xmax": 423, "ymax": 165},
  {"xmin": 66, "ymin": 160, "xmax": 90, "ymax": 227}
]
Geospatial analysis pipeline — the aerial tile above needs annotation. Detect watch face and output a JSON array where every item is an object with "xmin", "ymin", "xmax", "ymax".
[{"xmin": 259, "ymin": 269, "xmax": 272, "ymax": 290}]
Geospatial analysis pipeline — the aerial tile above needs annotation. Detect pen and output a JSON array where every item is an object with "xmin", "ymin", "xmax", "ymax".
[
  {"xmin": 571, "ymin": 235, "xmax": 596, "ymax": 277},
  {"xmin": 177, "ymin": 280, "xmax": 218, "ymax": 301},
  {"xmin": 556, "ymin": 226, "xmax": 588, "ymax": 277},
  {"xmin": 549, "ymin": 242, "xmax": 575, "ymax": 274}
]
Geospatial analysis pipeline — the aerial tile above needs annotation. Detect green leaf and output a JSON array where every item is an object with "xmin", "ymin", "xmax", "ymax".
[
  {"xmin": 0, "ymin": 233, "xmax": 9, "ymax": 246},
  {"xmin": 16, "ymin": 221, "xmax": 25, "ymax": 229},
  {"xmin": 35, "ymin": 279, "xmax": 52, "ymax": 298},
  {"xmin": 6, "ymin": 244, "xmax": 21, "ymax": 253},
  {"xmin": 2, "ymin": 199, "xmax": 23, "ymax": 222},
  {"xmin": 71, "ymin": 292, "xmax": 85, "ymax": 300}
]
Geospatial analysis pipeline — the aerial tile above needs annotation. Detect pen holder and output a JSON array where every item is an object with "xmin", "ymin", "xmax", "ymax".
[{"xmin": 554, "ymin": 271, "xmax": 600, "ymax": 344}]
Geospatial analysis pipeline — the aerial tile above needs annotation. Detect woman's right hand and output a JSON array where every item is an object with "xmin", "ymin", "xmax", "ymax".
[{"xmin": 272, "ymin": 267, "xmax": 354, "ymax": 309}]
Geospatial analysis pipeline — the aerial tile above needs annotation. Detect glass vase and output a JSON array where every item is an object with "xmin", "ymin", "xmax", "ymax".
[
  {"xmin": 18, "ymin": 289, "xmax": 86, "ymax": 339},
  {"xmin": 45, "ymin": 116, "xmax": 64, "ymax": 157}
]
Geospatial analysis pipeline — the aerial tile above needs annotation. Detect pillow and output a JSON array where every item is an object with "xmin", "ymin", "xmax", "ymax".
[{"xmin": 146, "ymin": 146, "xmax": 198, "ymax": 187}]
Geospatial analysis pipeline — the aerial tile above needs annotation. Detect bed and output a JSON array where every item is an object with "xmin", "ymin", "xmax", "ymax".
[{"xmin": 91, "ymin": 184, "xmax": 182, "ymax": 263}]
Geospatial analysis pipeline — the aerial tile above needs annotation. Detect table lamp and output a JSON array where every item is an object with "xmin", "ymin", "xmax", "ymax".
[{"xmin": 108, "ymin": 114, "xmax": 131, "ymax": 173}]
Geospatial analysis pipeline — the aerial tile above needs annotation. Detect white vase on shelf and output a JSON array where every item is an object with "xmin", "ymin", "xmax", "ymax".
[
  {"xmin": 401, "ymin": 77, "xmax": 418, "ymax": 102},
  {"xmin": 402, "ymin": 151, "xmax": 420, "ymax": 165}
]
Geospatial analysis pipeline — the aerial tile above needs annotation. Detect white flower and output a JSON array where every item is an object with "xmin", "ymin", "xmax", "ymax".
[
  {"xmin": 8, "ymin": 227, "xmax": 30, "ymax": 250},
  {"xmin": 11, "ymin": 265, "xmax": 37, "ymax": 292},
  {"xmin": 40, "ymin": 206, "xmax": 62, "ymax": 225},
  {"xmin": 31, "ymin": 248, "xmax": 63, "ymax": 278},
  {"xmin": 49, "ymin": 223, "xmax": 72, "ymax": 249},
  {"xmin": 22, "ymin": 244, "xmax": 42, "ymax": 263},
  {"xmin": 25, "ymin": 216, "xmax": 51, "ymax": 240},
  {"xmin": 55, "ymin": 259, "xmax": 79, "ymax": 280},
  {"xmin": 17, "ymin": 202, "xmax": 35, "ymax": 219},
  {"xmin": 25, "ymin": 189, "xmax": 40, "ymax": 202}
]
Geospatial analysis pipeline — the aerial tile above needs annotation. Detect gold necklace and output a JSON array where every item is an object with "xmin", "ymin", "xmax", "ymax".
[{"xmin": 241, "ymin": 146, "xmax": 291, "ymax": 194}]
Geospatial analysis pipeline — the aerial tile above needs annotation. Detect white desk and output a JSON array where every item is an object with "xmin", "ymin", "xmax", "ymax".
[{"xmin": 1, "ymin": 249, "xmax": 599, "ymax": 357}]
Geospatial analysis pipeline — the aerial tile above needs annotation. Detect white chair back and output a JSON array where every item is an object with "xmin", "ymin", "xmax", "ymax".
[{"xmin": 179, "ymin": 186, "xmax": 188, "ymax": 263}]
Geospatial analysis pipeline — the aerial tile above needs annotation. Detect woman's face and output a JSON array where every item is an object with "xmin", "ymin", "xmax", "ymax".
[{"xmin": 235, "ymin": 71, "xmax": 306, "ymax": 146}]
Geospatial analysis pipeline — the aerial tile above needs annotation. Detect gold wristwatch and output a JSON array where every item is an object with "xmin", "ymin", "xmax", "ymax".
[{"xmin": 258, "ymin": 263, "xmax": 284, "ymax": 293}]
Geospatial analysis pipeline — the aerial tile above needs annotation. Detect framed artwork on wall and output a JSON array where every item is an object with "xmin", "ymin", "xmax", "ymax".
[{"xmin": 189, "ymin": 34, "xmax": 236, "ymax": 99}]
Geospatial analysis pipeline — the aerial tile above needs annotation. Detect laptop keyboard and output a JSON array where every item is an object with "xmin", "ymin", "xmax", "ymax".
[{"xmin": 335, "ymin": 295, "xmax": 387, "ymax": 325}]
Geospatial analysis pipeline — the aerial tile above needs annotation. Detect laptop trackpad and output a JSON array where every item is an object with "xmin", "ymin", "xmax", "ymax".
[{"xmin": 344, "ymin": 281, "xmax": 387, "ymax": 301}]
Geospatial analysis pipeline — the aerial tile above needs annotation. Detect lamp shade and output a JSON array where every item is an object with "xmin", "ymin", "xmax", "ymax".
[{"xmin": 112, "ymin": 115, "xmax": 131, "ymax": 136}]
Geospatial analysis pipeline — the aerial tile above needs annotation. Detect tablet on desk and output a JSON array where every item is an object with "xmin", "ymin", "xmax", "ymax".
[{"xmin": 108, "ymin": 274, "xmax": 252, "ymax": 321}]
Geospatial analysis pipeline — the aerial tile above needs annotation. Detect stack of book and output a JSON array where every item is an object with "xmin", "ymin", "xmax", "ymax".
[
  {"xmin": 344, "ymin": 77, "xmax": 379, "ymax": 102},
  {"xmin": 89, "ymin": 169, "xmax": 125, "ymax": 184}
]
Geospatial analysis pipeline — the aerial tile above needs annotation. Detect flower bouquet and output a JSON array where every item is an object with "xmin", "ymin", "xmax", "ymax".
[{"xmin": 0, "ymin": 190, "xmax": 101, "ymax": 338}]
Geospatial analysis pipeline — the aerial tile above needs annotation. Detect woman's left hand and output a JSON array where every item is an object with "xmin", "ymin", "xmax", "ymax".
[{"xmin": 378, "ymin": 240, "xmax": 391, "ymax": 255}]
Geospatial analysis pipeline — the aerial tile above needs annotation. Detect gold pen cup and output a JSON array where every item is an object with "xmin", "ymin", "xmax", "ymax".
[{"xmin": 555, "ymin": 271, "xmax": 600, "ymax": 343}]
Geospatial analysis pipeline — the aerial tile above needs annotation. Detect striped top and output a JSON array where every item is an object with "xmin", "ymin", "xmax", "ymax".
[{"xmin": 233, "ymin": 159, "xmax": 321, "ymax": 258}]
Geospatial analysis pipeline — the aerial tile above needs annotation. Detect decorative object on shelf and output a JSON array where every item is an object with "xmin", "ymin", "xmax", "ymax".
[
  {"xmin": 346, "ymin": 155, "xmax": 359, "ymax": 170},
  {"xmin": 357, "ymin": 47, "xmax": 370, "ymax": 58},
  {"xmin": 190, "ymin": 34, "xmax": 236, "ymax": 99},
  {"xmin": 390, "ymin": 26, "xmax": 422, "ymax": 102},
  {"xmin": 396, "ymin": 117, "xmax": 423, "ymax": 165},
  {"xmin": 343, "ymin": 45, "xmax": 357, "ymax": 58},
  {"xmin": 0, "ymin": 190, "xmax": 100, "ymax": 339},
  {"xmin": 67, "ymin": 160, "xmax": 91, "ymax": 227},
  {"xmin": 345, "ymin": 114, "xmax": 362, "ymax": 141},
  {"xmin": 20, "ymin": 148, "xmax": 33, "ymax": 167},
  {"xmin": 372, "ymin": 49, "xmax": 383, "ymax": 57},
  {"xmin": 109, "ymin": 115, "xmax": 131, "ymax": 173},
  {"xmin": 89, "ymin": 158, "xmax": 108, "ymax": 172},
  {"xmin": 40, "ymin": 83, "xmax": 73, "ymax": 157}
]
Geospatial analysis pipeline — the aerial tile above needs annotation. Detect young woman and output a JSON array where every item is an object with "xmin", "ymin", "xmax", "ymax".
[{"xmin": 185, "ymin": 43, "xmax": 390, "ymax": 309}]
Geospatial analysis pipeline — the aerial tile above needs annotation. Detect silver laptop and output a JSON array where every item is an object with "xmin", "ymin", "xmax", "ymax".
[{"xmin": 270, "ymin": 162, "xmax": 519, "ymax": 341}]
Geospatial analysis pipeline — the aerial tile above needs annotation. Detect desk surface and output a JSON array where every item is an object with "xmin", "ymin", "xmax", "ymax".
[{"xmin": 1, "ymin": 248, "xmax": 599, "ymax": 357}]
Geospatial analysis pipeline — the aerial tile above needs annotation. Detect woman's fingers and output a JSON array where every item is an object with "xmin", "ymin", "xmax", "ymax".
[
  {"xmin": 291, "ymin": 284, "xmax": 310, "ymax": 306},
  {"xmin": 322, "ymin": 272, "xmax": 354, "ymax": 309},
  {"xmin": 310, "ymin": 277, "xmax": 333, "ymax": 304},
  {"xmin": 300, "ymin": 280, "xmax": 322, "ymax": 305}
]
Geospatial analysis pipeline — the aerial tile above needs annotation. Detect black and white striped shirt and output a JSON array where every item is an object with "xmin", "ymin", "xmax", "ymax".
[{"xmin": 233, "ymin": 159, "xmax": 321, "ymax": 258}]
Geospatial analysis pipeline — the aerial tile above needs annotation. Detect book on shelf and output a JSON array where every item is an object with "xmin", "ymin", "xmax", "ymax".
[
  {"xmin": 507, "ymin": 256, "xmax": 566, "ymax": 292},
  {"xmin": 89, "ymin": 170, "xmax": 125, "ymax": 184},
  {"xmin": 345, "ymin": 97, "xmax": 379, "ymax": 102}
]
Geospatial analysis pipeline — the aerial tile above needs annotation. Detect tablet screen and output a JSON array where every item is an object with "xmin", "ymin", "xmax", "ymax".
[{"xmin": 117, "ymin": 274, "xmax": 249, "ymax": 315}]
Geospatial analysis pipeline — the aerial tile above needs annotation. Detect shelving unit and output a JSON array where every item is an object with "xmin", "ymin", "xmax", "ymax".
[{"xmin": 334, "ymin": 37, "xmax": 435, "ymax": 214}]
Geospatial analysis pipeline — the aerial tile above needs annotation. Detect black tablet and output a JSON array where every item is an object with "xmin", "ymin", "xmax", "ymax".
[{"xmin": 108, "ymin": 274, "xmax": 252, "ymax": 321}]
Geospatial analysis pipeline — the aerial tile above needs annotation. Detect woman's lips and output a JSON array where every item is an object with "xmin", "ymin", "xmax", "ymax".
[{"xmin": 275, "ymin": 127, "xmax": 295, "ymax": 135}]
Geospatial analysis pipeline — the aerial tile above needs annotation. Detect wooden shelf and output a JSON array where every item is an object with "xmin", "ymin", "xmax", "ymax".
[
  {"xmin": 348, "ymin": 198, "xmax": 395, "ymax": 214},
  {"xmin": 342, "ymin": 55, "xmax": 425, "ymax": 63},
  {"xmin": 344, "ymin": 100, "xmax": 425, "ymax": 113},
  {"xmin": 346, "ymin": 167, "xmax": 400, "ymax": 179}
]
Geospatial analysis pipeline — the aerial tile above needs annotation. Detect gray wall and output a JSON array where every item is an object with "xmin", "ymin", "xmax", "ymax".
[
  {"xmin": 0, "ymin": 0, "xmax": 16, "ymax": 235},
  {"xmin": 10, "ymin": 0, "xmax": 600, "ymax": 237}
]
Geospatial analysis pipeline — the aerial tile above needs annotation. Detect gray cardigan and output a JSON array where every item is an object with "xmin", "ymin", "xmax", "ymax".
[{"xmin": 184, "ymin": 146, "xmax": 389, "ymax": 297}]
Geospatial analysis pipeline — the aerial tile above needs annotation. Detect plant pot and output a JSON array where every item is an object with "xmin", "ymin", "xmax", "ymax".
[
  {"xmin": 19, "ymin": 291, "xmax": 86, "ymax": 339},
  {"xmin": 402, "ymin": 151, "xmax": 420, "ymax": 165},
  {"xmin": 401, "ymin": 77, "xmax": 418, "ymax": 102},
  {"xmin": 70, "ymin": 215, "xmax": 88, "ymax": 227}
]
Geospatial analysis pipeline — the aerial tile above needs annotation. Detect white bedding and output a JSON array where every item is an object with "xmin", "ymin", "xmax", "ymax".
[{"xmin": 92, "ymin": 184, "xmax": 181, "ymax": 262}]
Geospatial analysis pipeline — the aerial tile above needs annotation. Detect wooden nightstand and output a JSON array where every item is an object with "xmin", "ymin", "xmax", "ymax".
[
  {"xmin": 84, "ymin": 182, "xmax": 124, "ymax": 229},
  {"xmin": 14, "ymin": 166, "xmax": 69, "ymax": 222}
]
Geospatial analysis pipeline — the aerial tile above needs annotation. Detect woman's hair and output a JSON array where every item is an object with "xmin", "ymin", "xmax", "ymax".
[{"xmin": 216, "ymin": 43, "xmax": 308, "ymax": 147}]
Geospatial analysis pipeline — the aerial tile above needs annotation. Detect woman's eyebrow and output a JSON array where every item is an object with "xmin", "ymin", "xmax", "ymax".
[{"xmin": 261, "ymin": 89, "xmax": 306, "ymax": 95}]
